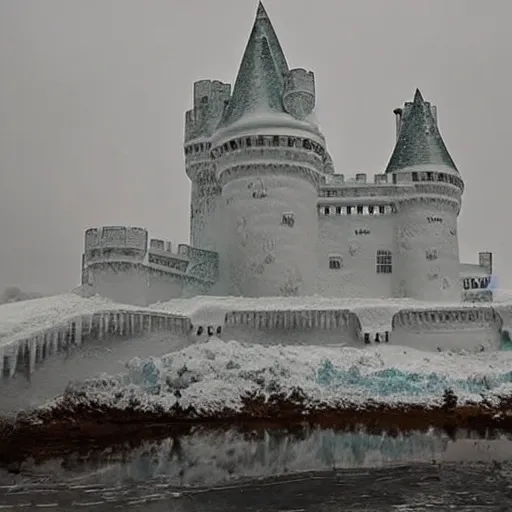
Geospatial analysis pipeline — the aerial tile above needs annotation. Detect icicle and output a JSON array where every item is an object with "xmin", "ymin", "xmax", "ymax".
[
  {"xmin": 29, "ymin": 338, "xmax": 36, "ymax": 374},
  {"xmin": 8, "ymin": 353, "xmax": 16, "ymax": 379}
]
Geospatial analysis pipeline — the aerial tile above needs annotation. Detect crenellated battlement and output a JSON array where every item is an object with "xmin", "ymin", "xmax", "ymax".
[
  {"xmin": 184, "ymin": 80, "xmax": 231, "ymax": 143},
  {"xmin": 283, "ymin": 68, "xmax": 316, "ymax": 120}
]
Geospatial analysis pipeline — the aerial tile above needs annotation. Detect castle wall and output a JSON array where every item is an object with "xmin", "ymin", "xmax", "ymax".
[
  {"xmin": 316, "ymin": 210, "xmax": 395, "ymax": 298},
  {"xmin": 219, "ymin": 171, "xmax": 318, "ymax": 297},
  {"xmin": 222, "ymin": 310, "xmax": 361, "ymax": 346},
  {"xmin": 88, "ymin": 263, "xmax": 149, "ymax": 306},
  {"xmin": 394, "ymin": 200, "xmax": 461, "ymax": 301},
  {"xmin": 146, "ymin": 267, "xmax": 184, "ymax": 304},
  {"xmin": 391, "ymin": 309, "xmax": 502, "ymax": 352},
  {"xmin": 189, "ymin": 165, "xmax": 221, "ymax": 251}
]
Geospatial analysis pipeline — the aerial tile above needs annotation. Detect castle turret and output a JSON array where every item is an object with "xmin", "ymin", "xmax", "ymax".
[
  {"xmin": 386, "ymin": 89, "xmax": 464, "ymax": 301},
  {"xmin": 184, "ymin": 79, "xmax": 231, "ymax": 251},
  {"xmin": 211, "ymin": 2, "xmax": 326, "ymax": 297}
]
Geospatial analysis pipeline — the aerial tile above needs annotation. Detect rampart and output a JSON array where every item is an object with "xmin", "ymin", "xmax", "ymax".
[{"xmin": 82, "ymin": 227, "xmax": 219, "ymax": 305}]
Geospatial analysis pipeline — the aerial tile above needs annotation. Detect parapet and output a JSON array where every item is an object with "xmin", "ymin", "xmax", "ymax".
[
  {"xmin": 85, "ymin": 226, "xmax": 148, "ymax": 252},
  {"xmin": 479, "ymin": 252, "xmax": 493, "ymax": 274},
  {"xmin": 283, "ymin": 68, "xmax": 315, "ymax": 121},
  {"xmin": 149, "ymin": 238, "xmax": 173, "ymax": 253},
  {"xmin": 185, "ymin": 80, "xmax": 231, "ymax": 143}
]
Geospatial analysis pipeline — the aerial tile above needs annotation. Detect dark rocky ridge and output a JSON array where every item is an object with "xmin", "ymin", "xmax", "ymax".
[{"xmin": 1, "ymin": 387, "xmax": 512, "ymax": 467}]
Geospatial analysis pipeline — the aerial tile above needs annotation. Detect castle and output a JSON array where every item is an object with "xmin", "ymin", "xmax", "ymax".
[{"xmin": 80, "ymin": 2, "xmax": 493, "ymax": 309}]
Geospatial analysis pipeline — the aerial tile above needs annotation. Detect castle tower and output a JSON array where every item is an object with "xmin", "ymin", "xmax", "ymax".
[
  {"xmin": 184, "ymin": 80, "xmax": 231, "ymax": 251},
  {"xmin": 386, "ymin": 89, "xmax": 464, "ymax": 301},
  {"xmin": 211, "ymin": 2, "xmax": 327, "ymax": 297}
]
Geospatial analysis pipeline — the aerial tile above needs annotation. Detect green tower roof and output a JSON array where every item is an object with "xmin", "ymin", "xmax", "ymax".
[
  {"xmin": 219, "ymin": 2, "xmax": 289, "ymax": 128},
  {"xmin": 385, "ymin": 89, "xmax": 458, "ymax": 174}
]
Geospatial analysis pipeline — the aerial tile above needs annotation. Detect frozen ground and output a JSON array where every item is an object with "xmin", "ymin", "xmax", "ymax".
[{"xmin": 52, "ymin": 338, "xmax": 512, "ymax": 416}]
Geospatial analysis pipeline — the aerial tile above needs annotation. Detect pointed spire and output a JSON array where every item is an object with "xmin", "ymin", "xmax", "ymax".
[
  {"xmin": 219, "ymin": 2, "xmax": 289, "ymax": 128},
  {"xmin": 414, "ymin": 88, "xmax": 424, "ymax": 103},
  {"xmin": 385, "ymin": 89, "xmax": 458, "ymax": 173},
  {"xmin": 256, "ymin": 1, "xmax": 269, "ymax": 19}
]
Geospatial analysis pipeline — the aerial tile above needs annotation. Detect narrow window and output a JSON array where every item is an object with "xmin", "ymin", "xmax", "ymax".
[
  {"xmin": 303, "ymin": 139, "xmax": 312, "ymax": 150},
  {"xmin": 412, "ymin": 172, "xmax": 418, "ymax": 182},
  {"xmin": 336, "ymin": 206, "xmax": 342, "ymax": 215},
  {"xmin": 347, "ymin": 206, "xmax": 352, "ymax": 215},
  {"xmin": 230, "ymin": 140, "xmax": 237, "ymax": 150},
  {"xmin": 223, "ymin": 143, "xmax": 229, "ymax": 152},
  {"xmin": 376, "ymin": 250, "xmax": 392, "ymax": 274},
  {"xmin": 246, "ymin": 137, "xmax": 252, "ymax": 147},
  {"xmin": 272, "ymin": 135, "xmax": 280, "ymax": 147},
  {"xmin": 379, "ymin": 205, "xmax": 386, "ymax": 215},
  {"xmin": 368, "ymin": 205, "xmax": 374, "ymax": 215},
  {"xmin": 357, "ymin": 205, "xmax": 363, "ymax": 215},
  {"xmin": 427, "ymin": 172, "xmax": 434, "ymax": 181},
  {"xmin": 256, "ymin": 136, "xmax": 264, "ymax": 147},
  {"xmin": 288, "ymin": 137, "xmax": 295, "ymax": 147},
  {"xmin": 329, "ymin": 255, "xmax": 342, "ymax": 270},
  {"xmin": 325, "ymin": 207, "xmax": 331, "ymax": 215},
  {"xmin": 281, "ymin": 212, "xmax": 295, "ymax": 227}
]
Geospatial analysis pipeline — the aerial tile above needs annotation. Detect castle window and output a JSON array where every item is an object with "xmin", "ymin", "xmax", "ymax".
[
  {"xmin": 336, "ymin": 206, "xmax": 342, "ymax": 215},
  {"xmin": 412, "ymin": 172, "xmax": 418, "ymax": 182},
  {"xmin": 376, "ymin": 250, "xmax": 392, "ymax": 274},
  {"xmin": 281, "ymin": 212, "xmax": 295, "ymax": 227},
  {"xmin": 272, "ymin": 135, "xmax": 280, "ymax": 147},
  {"xmin": 329, "ymin": 255, "xmax": 342, "ymax": 270}
]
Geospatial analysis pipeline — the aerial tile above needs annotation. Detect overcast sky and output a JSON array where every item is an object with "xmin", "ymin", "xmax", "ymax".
[{"xmin": 0, "ymin": 0, "xmax": 509, "ymax": 294}]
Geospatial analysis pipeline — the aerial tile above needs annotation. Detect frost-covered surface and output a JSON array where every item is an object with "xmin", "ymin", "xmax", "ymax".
[
  {"xmin": 0, "ymin": 293, "xmax": 139, "ymax": 347},
  {"xmin": 53, "ymin": 339, "xmax": 512, "ymax": 416}
]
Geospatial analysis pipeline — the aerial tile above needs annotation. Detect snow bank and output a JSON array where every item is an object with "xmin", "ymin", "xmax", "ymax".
[
  {"xmin": 0, "ymin": 293, "xmax": 140, "ymax": 347},
  {"xmin": 58, "ymin": 339, "xmax": 512, "ymax": 415}
]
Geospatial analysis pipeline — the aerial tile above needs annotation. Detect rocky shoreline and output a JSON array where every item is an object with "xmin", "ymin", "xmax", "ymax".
[{"xmin": 1, "ymin": 388, "xmax": 512, "ymax": 468}]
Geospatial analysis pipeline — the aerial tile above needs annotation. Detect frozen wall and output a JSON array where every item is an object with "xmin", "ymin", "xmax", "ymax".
[
  {"xmin": 394, "ymin": 201, "xmax": 461, "ymax": 301},
  {"xmin": 220, "ymin": 171, "xmax": 319, "ymax": 297},
  {"xmin": 317, "ymin": 211, "xmax": 395, "ymax": 298},
  {"xmin": 89, "ymin": 263, "xmax": 149, "ymax": 307},
  {"xmin": 189, "ymin": 167, "xmax": 221, "ymax": 251},
  {"xmin": 391, "ymin": 308, "xmax": 502, "ymax": 352}
]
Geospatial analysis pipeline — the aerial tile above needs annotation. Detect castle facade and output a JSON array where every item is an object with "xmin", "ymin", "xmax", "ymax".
[{"xmin": 81, "ymin": 2, "xmax": 492, "ymax": 308}]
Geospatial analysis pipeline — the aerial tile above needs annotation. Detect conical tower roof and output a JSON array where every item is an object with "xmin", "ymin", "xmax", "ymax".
[
  {"xmin": 219, "ymin": 2, "xmax": 289, "ymax": 128},
  {"xmin": 385, "ymin": 89, "xmax": 458, "ymax": 173}
]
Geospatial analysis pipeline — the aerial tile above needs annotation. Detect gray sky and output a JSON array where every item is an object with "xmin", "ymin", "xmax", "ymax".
[{"xmin": 0, "ymin": 0, "xmax": 509, "ymax": 294}]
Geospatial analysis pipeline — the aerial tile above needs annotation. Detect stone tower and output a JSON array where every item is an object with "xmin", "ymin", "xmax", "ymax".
[
  {"xmin": 185, "ymin": 80, "xmax": 231, "ymax": 251},
  {"xmin": 211, "ymin": 2, "xmax": 327, "ymax": 297},
  {"xmin": 386, "ymin": 89, "xmax": 464, "ymax": 302}
]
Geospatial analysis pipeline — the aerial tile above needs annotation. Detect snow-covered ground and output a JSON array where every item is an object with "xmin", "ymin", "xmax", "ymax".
[{"xmin": 56, "ymin": 338, "xmax": 512, "ymax": 416}]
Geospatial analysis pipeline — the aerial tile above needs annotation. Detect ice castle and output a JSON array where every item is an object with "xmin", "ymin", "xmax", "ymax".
[{"xmin": 77, "ymin": 2, "xmax": 503, "ymax": 352}]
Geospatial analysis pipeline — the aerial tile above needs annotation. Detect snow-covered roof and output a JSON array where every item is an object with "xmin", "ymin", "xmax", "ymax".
[
  {"xmin": 213, "ymin": 2, "xmax": 322, "ymax": 145},
  {"xmin": 385, "ymin": 89, "xmax": 458, "ymax": 174}
]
